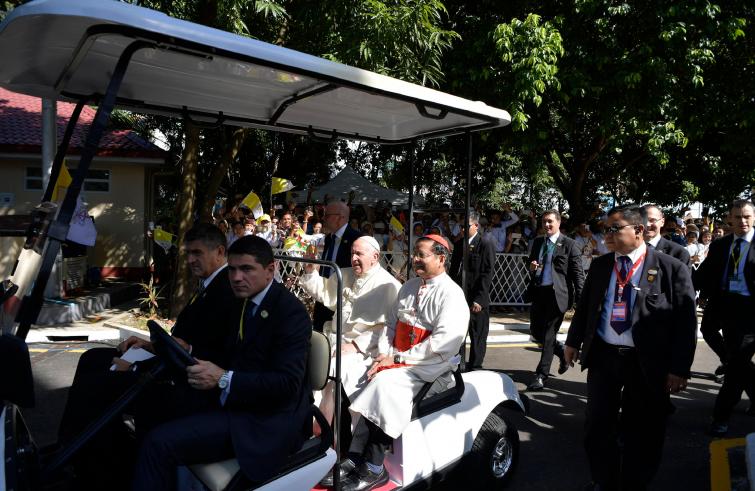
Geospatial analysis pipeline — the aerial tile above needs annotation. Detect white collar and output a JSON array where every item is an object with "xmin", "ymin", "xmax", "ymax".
[
  {"xmin": 202, "ymin": 263, "xmax": 227, "ymax": 289},
  {"xmin": 647, "ymin": 235, "xmax": 662, "ymax": 248},
  {"xmin": 250, "ymin": 278, "xmax": 274, "ymax": 306},
  {"xmin": 333, "ymin": 223, "xmax": 348, "ymax": 240},
  {"xmin": 734, "ymin": 228, "xmax": 755, "ymax": 243},
  {"xmin": 468, "ymin": 232, "xmax": 478, "ymax": 244},
  {"xmin": 546, "ymin": 232, "xmax": 560, "ymax": 243},
  {"xmin": 614, "ymin": 241, "xmax": 647, "ymax": 263}
]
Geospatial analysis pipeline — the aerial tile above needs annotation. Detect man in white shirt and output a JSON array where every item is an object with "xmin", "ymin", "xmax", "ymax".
[{"xmin": 486, "ymin": 204, "xmax": 519, "ymax": 253}]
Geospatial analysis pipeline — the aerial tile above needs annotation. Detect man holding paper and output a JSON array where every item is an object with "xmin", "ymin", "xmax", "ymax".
[{"xmin": 58, "ymin": 223, "xmax": 236, "ymax": 489}]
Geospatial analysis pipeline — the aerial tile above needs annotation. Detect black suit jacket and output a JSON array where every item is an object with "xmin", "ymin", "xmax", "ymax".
[
  {"xmin": 313, "ymin": 226, "xmax": 362, "ymax": 330},
  {"xmin": 450, "ymin": 233, "xmax": 497, "ymax": 308},
  {"xmin": 527, "ymin": 234, "xmax": 585, "ymax": 313},
  {"xmin": 566, "ymin": 248, "xmax": 697, "ymax": 381},
  {"xmin": 171, "ymin": 266, "xmax": 237, "ymax": 366},
  {"xmin": 224, "ymin": 281, "xmax": 312, "ymax": 483},
  {"xmin": 693, "ymin": 233, "xmax": 755, "ymax": 303},
  {"xmin": 654, "ymin": 236, "xmax": 691, "ymax": 265}
]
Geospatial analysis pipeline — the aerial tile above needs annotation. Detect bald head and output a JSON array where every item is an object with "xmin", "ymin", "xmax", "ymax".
[{"xmin": 324, "ymin": 201, "xmax": 350, "ymax": 233}]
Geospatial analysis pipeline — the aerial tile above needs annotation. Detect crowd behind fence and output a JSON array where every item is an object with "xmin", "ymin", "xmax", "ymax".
[{"xmin": 275, "ymin": 250, "xmax": 533, "ymax": 307}]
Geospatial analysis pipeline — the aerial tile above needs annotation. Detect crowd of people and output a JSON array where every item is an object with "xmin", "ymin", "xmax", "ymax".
[{"xmin": 62, "ymin": 194, "xmax": 753, "ymax": 491}]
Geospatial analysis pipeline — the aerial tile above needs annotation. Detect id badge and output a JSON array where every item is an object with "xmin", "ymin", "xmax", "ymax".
[
  {"xmin": 729, "ymin": 274, "xmax": 745, "ymax": 292},
  {"xmin": 611, "ymin": 302, "xmax": 628, "ymax": 322}
]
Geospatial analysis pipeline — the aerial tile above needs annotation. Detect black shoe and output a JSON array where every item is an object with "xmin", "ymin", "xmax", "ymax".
[
  {"xmin": 319, "ymin": 459, "xmax": 357, "ymax": 488},
  {"xmin": 342, "ymin": 463, "xmax": 389, "ymax": 491},
  {"xmin": 714, "ymin": 364, "xmax": 727, "ymax": 376},
  {"xmin": 708, "ymin": 421, "xmax": 729, "ymax": 438},
  {"xmin": 557, "ymin": 355, "xmax": 569, "ymax": 375},
  {"xmin": 527, "ymin": 374, "xmax": 546, "ymax": 391}
]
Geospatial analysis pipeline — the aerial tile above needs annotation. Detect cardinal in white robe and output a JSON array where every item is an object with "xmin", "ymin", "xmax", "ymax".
[{"xmin": 340, "ymin": 234, "xmax": 469, "ymax": 490}]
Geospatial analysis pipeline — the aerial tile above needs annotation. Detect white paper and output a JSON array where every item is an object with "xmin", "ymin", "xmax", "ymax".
[{"xmin": 110, "ymin": 346, "xmax": 155, "ymax": 371}]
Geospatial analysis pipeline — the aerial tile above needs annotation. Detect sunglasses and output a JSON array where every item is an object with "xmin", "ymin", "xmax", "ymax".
[{"xmin": 604, "ymin": 224, "xmax": 634, "ymax": 234}]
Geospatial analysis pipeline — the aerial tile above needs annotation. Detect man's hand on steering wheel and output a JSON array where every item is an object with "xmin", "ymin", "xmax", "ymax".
[{"xmin": 187, "ymin": 359, "xmax": 225, "ymax": 390}]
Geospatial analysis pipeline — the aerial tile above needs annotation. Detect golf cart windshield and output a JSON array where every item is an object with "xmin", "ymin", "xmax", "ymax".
[{"xmin": 0, "ymin": 0, "xmax": 510, "ymax": 144}]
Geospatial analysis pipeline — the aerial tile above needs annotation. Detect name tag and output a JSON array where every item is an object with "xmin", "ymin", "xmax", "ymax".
[
  {"xmin": 611, "ymin": 302, "xmax": 628, "ymax": 322},
  {"xmin": 729, "ymin": 274, "xmax": 746, "ymax": 292}
]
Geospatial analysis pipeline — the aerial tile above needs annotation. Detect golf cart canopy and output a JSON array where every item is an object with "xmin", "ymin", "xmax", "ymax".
[{"xmin": 0, "ymin": 0, "xmax": 510, "ymax": 144}]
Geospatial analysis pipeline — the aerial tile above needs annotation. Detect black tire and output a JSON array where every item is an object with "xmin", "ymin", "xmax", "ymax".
[{"xmin": 466, "ymin": 410, "xmax": 519, "ymax": 488}]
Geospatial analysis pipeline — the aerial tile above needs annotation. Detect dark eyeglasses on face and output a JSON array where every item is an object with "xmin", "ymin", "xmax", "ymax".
[{"xmin": 604, "ymin": 224, "xmax": 634, "ymax": 234}]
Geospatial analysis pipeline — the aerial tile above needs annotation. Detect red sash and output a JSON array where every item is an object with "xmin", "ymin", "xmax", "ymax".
[{"xmin": 376, "ymin": 321, "xmax": 431, "ymax": 373}]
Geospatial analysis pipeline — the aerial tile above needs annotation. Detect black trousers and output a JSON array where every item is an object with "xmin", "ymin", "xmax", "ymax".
[
  {"xmin": 467, "ymin": 307, "xmax": 490, "ymax": 369},
  {"xmin": 700, "ymin": 302, "xmax": 727, "ymax": 363},
  {"xmin": 584, "ymin": 338, "xmax": 669, "ymax": 490},
  {"xmin": 713, "ymin": 294, "xmax": 755, "ymax": 422},
  {"xmin": 530, "ymin": 286, "xmax": 565, "ymax": 376},
  {"xmin": 131, "ymin": 411, "xmax": 237, "ymax": 491}
]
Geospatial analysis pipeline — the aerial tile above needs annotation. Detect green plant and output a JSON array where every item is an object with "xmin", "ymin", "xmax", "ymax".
[{"xmin": 138, "ymin": 276, "xmax": 165, "ymax": 318}]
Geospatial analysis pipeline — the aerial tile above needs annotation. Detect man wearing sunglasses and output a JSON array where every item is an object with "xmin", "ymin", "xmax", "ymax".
[{"xmin": 564, "ymin": 205, "xmax": 697, "ymax": 491}]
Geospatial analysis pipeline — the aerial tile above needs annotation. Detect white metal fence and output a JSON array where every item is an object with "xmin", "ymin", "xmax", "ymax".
[{"xmin": 274, "ymin": 250, "xmax": 532, "ymax": 307}]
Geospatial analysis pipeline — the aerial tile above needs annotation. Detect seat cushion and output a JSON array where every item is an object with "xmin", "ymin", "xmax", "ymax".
[{"xmin": 190, "ymin": 458, "xmax": 240, "ymax": 491}]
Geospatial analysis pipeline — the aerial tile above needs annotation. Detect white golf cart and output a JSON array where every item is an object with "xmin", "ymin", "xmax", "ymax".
[{"xmin": 0, "ymin": 1, "xmax": 526, "ymax": 490}]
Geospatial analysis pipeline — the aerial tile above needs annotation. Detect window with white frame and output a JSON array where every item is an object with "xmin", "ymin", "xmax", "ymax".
[{"xmin": 24, "ymin": 167, "xmax": 111, "ymax": 193}]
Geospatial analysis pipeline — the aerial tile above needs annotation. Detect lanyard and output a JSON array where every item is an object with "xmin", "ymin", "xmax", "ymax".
[
  {"xmin": 539, "ymin": 238, "xmax": 557, "ymax": 262},
  {"xmin": 730, "ymin": 240, "xmax": 745, "ymax": 274},
  {"xmin": 238, "ymin": 297, "xmax": 249, "ymax": 341},
  {"xmin": 613, "ymin": 253, "xmax": 645, "ymax": 299}
]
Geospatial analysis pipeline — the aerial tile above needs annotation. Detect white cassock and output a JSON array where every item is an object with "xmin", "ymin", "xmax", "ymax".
[
  {"xmin": 349, "ymin": 272, "xmax": 469, "ymax": 439},
  {"xmin": 300, "ymin": 265, "xmax": 401, "ymax": 421}
]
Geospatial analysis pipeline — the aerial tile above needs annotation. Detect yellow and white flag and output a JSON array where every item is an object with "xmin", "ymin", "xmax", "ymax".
[
  {"xmin": 153, "ymin": 228, "xmax": 175, "ymax": 253},
  {"xmin": 390, "ymin": 215, "xmax": 404, "ymax": 235},
  {"xmin": 51, "ymin": 162, "xmax": 73, "ymax": 201},
  {"xmin": 241, "ymin": 191, "xmax": 264, "ymax": 218},
  {"xmin": 271, "ymin": 177, "xmax": 294, "ymax": 195}
]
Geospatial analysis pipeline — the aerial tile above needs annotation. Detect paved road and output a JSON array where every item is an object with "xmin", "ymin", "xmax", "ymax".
[{"xmin": 21, "ymin": 338, "xmax": 753, "ymax": 490}]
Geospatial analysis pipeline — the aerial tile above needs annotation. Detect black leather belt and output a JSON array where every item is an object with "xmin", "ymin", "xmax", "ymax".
[{"xmin": 598, "ymin": 338, "xmax": 636, "ymax": 355}]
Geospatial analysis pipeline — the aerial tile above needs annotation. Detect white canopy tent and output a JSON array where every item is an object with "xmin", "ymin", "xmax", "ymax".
[{"xmin": 301, "ymin": 166, "xmax": 424, "ymax": 207}]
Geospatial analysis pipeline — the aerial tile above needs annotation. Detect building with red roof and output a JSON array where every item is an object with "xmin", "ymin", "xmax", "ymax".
[{"xmin": 0, "ymin": 87, "xmax": 167, "ymax": 285}]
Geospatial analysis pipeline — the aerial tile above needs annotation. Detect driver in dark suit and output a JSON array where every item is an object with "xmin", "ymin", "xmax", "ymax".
[
  {"xmin": 564, "ymin": 205, "xmax": 697, "ymax": 491},
  {"xmin": 132, "ymin": 235, "xmax": 312, "ymax": 490},
  {"xmin": 58, "ymin": 223, "xmax": 236, "ymax": 490}
]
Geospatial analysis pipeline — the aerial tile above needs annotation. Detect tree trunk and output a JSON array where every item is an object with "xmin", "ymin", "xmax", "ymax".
[
  {"xmin": 170, "ymin": 121, "xmax": 201, "ymax": 318},
  {"xmin": 199, "ymin": 127, "xmax": 249, "ymax": 222}
]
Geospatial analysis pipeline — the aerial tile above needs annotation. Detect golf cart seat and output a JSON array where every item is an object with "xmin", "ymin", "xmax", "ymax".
[
  {"xmin": 411, "ymin": 368, "xmax": 464, "ymax": 420},
  {"xmin": 189, "ymin": 330, "xmax": 335, "ymax": 491}
]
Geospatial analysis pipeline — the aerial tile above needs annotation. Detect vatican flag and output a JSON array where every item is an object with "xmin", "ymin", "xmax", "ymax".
[
  {"xmin": 241, "ymin": 191, "xmax": 264, "ymax": 218},
  {"xmin": 271, "ymin": 177, "xmax": 294, "ymax": 195},
  {"xmin": 390, "ymin": 215, "xmax": 405, "ymax": 235},
  {"xmin": 51, "ymin": 162, "xmax": 73, "ymax": 201},
  {"xmin": 153, "ymin": 228, "xmax": 175, "ymax": 253}
]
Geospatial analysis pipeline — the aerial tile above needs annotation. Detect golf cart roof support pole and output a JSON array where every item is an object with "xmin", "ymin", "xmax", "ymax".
[
  {"xmin": 332, "ymin": 263, "xmax": 344, "ymax": 490},
  {"xmin": 15, "ymin": 40, "xmax": 154, "ymax": 340},
  {"xmin": 41, "ymin": 98, "xmax": 87, "ymax": 203},
  {"xmin": 462, "ymin": 131, "xmax": 472, "ymax": 295},
  {"xmin": 406, "ymin": 141, "xmax": 417, "ymax": 280}
]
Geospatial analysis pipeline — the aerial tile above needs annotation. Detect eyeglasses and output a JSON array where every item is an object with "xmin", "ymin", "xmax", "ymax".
[
  {"xmin": 411, "ymin": 251, "xmax": 436, "ymax": 259},
  {"xmin": 604, "ymin": 224, "xmax": 634, "ymax": 234}
]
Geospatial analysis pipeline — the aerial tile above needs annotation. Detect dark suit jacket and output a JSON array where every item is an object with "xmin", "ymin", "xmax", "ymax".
[
  {"xmin": 566, "ymin": 248, "xmax": 697, "ymax": 382},
  {"xmin": 171, "ymin": 266, "xmax": 237, "ymax": 366},
  {"xmin": 313, "ymin": 225, "xmax": 362, "ymax": 329},
  {"xmin": 527, "ymin": 234, "xmax": 585, "ymax": 313},
  {"xmin": 693, "ymin": 233, "xmax": 755, "ymax": 303},
  {"xmin": 224, "ymin": 281, "xmax": 312, "ymax": 483},
  {"xmin": 450, "ymin": 233, "xmax": 497, "ymax": 308},
  {"xmin": 654, "ymin": 236, "xmax": 691, "ymax": 265}
]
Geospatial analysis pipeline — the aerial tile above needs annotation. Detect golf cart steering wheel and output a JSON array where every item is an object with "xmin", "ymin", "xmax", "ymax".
[{"xmin": 147, "ymin": 320, "xmax": 197, "ymax": 373}]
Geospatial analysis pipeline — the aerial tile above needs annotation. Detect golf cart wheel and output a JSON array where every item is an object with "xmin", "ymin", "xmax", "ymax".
[{"xmin": 467, "ymin": 410, "xmax": 519, "ymax": 488}]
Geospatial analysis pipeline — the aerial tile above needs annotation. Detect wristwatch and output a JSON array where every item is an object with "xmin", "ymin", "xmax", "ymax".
[
  {"xmin": 218, "ymin": 371, "xmax": 230, "ymax": 390},
  {"xmin": 393, "ymin": 353, "xmax": 402, "ymax": 364}
]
